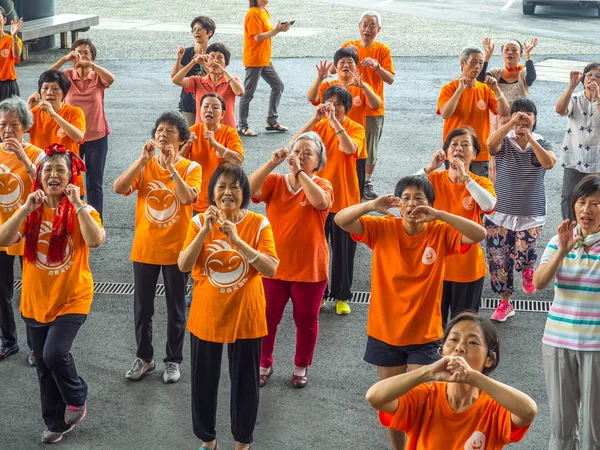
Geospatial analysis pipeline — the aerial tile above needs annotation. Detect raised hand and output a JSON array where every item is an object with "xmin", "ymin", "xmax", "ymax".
[
  {"xmin": 312, "ymin": 104, "xmax": 326, "ymax": 122},
  {"xmin": 348, "ymin": 67, "xmax": 364, "ymax": 88},
  {"xmin": 457, "ymin": 76, "xmax": 470, "ymax": 92},
  {"xmin": 323, "ymin": 102, "xmax": 337, "ymax": 123},
  {"xmin": 482, "ymin": 37, "xmax": 495, "ymax": 61},
  {"xmin": 163, "ymin": 144, "xmax": 176, "ymax": 168},
  {"xmin": 74, "ymin": 59, "xmax": 93, "ymax": 69},
  {"xmin": 588, "ymin": 80, "xmax": 600, "ymax": 101},
  {"xmin": 39, "ymin": 100, "xmax": 55, "ymax": 116},
  {"xmin": 287, "ymin": 151, "xmax": 301, "ymax": 175},
  {"xmin": 10, "ymin": 18, "xmax": 23, "ymax": 37},
  {"xmin": 569, "ymin": 70, "xmax": 583, "ymax": 88},
  {"xmin": 557, "ymin": 219, "xmax": 578, "ymax": 253},
  {"xmin": 193, "ymin": 53, "xmax": 211, "ymax": 66},
  {"xmin": 370, "ymin": 194, "xmax": 402, "ymax": 216},
  {"xmin": 426, "ymin": 149, "xmax": 446, "ymax": 173},
  {"xmin": 27, "ymin": 92, "xmax": 41, "ymax": 109},
  {"xmin": 66, "ymin": 50, "xmax": 80, "ymax": 63},
  {"xmin": 204, "ymin": 130, "xmax": 217, "ymax": 146},
  {"xmin": 346, "ymin": 44, "xmax": 358, "ymax": 53},
  {"xmin": 141, "ymin": 140, "xmax": 155, "ymax": 164},
  {"xmin": 2, "ymin": 137, "xmax": 26, "ymax": 161},
  {"xmin": 361, "ymin": 57, "xmax": 379, "ymax": 69},
  {"xmin": 408, "ymin": 205, "xmax": 440, "ymax": 223},
  {"xmin": 524, "ymin": 37, "xmax": 538, "ymax": 59},
  {"xmin": 23, "ymin": 190, "xmax": 46, "ymax": 213},
  {"xmin": 269, "ymin": 147, "xmax": 288, "ymax": 167},
  {"xmin": 220, "ymin": 220, "xmax": 240, "ymax": 245},
  {"xmin": 63, "ymin": 184, "xmax": 82, "ymax": 207},
  {"xmin": 315, "ymin": 59, "xmax": 331, "ymax": 81},
  {"xmin": 202, "ymin": 205, "xmax": 220, "ymax": 233},
  {"xmin": 176, "ymin": 45, "xmax": 185, "ymax": 60},
  {"xmin": 484, "ymin": 75, "xmax": 499, "ymax": 92},
  {"xmin": 428, "ymin": 356, "xmax": 472, "ymax": 382},
  {"xmin": 450, "ymin": 158, "xmax": 467, "ymax": 178}
]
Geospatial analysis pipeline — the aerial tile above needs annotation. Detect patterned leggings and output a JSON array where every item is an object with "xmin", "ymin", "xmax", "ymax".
[{"xmin": 484, "ymin": 218, "xmax": 542, "ymax": 296}]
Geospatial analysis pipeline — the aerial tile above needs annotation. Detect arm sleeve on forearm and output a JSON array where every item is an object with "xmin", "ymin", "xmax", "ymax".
[
  {"xmin": 466, "ymin": 179, "xmax": 496, "ymax": 211},
  {"xmin": 476, "ymin": 62, "xmax": 489, "ymax": 82},
  {"xmin": 525, "ymin": 60, "xmax": 536, "ymax": 86}
]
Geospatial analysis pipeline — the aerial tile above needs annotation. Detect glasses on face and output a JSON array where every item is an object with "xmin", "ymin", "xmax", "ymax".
[
  {"xmin": 192, "ymin": 27, "xmax": 205, "ymax": 34},
  {"xmin": 400, "ymin": 195, "xmax": 428, "ymax": 203},
  {"xmin": 587, "ymin": 73, "xmax": 600, "ymax": 80}
]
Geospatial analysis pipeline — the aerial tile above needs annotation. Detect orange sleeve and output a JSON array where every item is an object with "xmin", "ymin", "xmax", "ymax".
[
  {"xmin": 444, "ymin": 222, "xmax": 464, "ymax": 255},
  {"xmin": 70, "ymin": 107, "xmax": 87, "ymax": 135},
  {"xmin": 488, "ymin": 87, "xmax": 498, "ymax": 115},
  {"xmin": 348, "ymin": 122, "xmax": 365, "ymax": 160},
  {"xmin": 246, "ymin": 9, "xmax": 268, "ymax": 36},
  {"xmin": 437, "ymin": 82, "xmax": 456, "ymax": 115},
  {"xmin": 184, "ymin": 75, "xmax": 200, "ymax": 93},
  {"xmin": 225, "ymin": 130, "xmax": 244, "ymax": 157},
  {"xmin": 88, "ymin": 206, "xmax": 104, "ymax": 229},
  {"xmin": 184, "ymin": 162, "xmax": 202, "ymax": 198},
  {"xmin": 257, "ymin": 218, "xmax": 279, "ymax": 262},
  {"xmin": 379, "ymin": 45, "xmax": 395, "ymax": 74},
  {"xmin": 252, "ymin": 173, "xmax": 276, "ymax": 203},
  {"xmin": 317, "ymin": 177, "xmax": 334, "ymax": 209},
  {"xmin": 13, "ymin": 38, "xmax": 22, "ymax": 63},
  {"xmin": 379, "ymin": 383, "xmax": 431, "ymax": 432},
  {"xmin": 352, "ymin": 215, "xmax": 384, "ymax": 248},
  {"xmin": 492, "ymin": 399, "xmax": 532, "ymax": 444},
  {"xmin": 128, "ymin": 169, "xmax": 142, "ymax": 195},
  {"xmin": 182, "ymin": 215, "xmax": 201, "ymax": 251},
  {"xmin": 315, "ymin": 82, "xmax": 327, "ymax": 106}
]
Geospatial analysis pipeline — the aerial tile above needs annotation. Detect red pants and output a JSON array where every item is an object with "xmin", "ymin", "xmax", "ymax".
[{"xmin": 260, "ymin": 278, "xmax": 327, "ymax": 369}]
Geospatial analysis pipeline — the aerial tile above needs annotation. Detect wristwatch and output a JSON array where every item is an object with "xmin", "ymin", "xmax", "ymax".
[{"xmin": 462, "ymin": 174, "xmax": 470, "ymax": 184}]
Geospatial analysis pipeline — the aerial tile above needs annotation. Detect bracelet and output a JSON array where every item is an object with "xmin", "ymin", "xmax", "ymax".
[
  {"xmin": 91, "ymin": 63, "xmax": 96, "ymax": 70},
  {"xmin": 247, "ymin": 251, "xmax": 260, "ymax": 264},
  {"xmin": 227, "ymin": 77, "xmax": 233, "ymax": 84},
  {"xmin": 75, "ymin": 205, "xmax": 86, "ymax": 215},
  {"xmin": 462, "ymin": 174, "xmax": 471, "ymax": 184},
  {"xmin": 26, "ymin": 164, "xmax": 36, "ymax": 174},
  {"xmin": 335, "ymin": 129, "xmax": 346, "ymax": 135},
  {"xmin": 169, "ymin": 171, "xmax": 177, "ymax": 180}
]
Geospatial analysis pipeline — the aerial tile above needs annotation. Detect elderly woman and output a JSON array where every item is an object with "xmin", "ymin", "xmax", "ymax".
[
  {"xmin": 485, "ymin": 98, "xmax": 556, "ymax": 322},
  {"xmin": 238, "ymin": 0, "xmax": 291, "ymax": 136},
  {"xmin": 437, "ymin": 46, "xmax": 510, "ymax": 177},
  {"xmin": 367, "ymin": 312, "xmax": 537, "ymax": 449},
  {"xmin": 179, "ymin": 164, "xmax": 279, "ymax": 450},
  {"xmin": 113, "ymin": 112, "xmax": 201, "ymax": 384},
  {"xmin": 48, "ymin": 38, "xmax": 115, "ymax": 219},
  {"xmin": 0, "ymin": 97, "xmax": 44, "ymax": 365},
  {"xmin": 0, "ymin": 144, "xmax": 104, "ymax": 444},
  {"xmin": 172, "ymin": 16, "xmax": 216, "ymax": 126},
  {"xmin": 533, "ymin": 175, "xmax": 600, "ymax": 450},
  {"xmin": 419, "ymin": 127, "xmax": 496, "ymax": 325},
  {"xmin": 249, "ymin": 133, "xmax": 333, "ymax": 388},
  {"xmin": 173, "ymin": 43, "xmax": 244, "ymax": 129},
  {"xmin": 26, "ymin": 70, "xmax": 86, "ymax": 157},
  {"xmin": 292, "ymin": 85, "xmax": 365, "ymax": 315},
  {"xmin": 0, "ymin": 11, "xmax": 22, "ymax": 101},
  {"xmin": 555, "ymin": 63, "xmax": 600, "ymax": 221}
]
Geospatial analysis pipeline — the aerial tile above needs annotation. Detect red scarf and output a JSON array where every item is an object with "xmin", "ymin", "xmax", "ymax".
[
  {"xmin": 503, "ymin": 65, "xmax": 524, "ymax": 78},
  {"xmin": 24, "ymin": 144, "xmax": 86, "ymax": 264}
]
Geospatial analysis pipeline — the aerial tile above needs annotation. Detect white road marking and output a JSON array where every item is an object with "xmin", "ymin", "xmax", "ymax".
[
  {"xmin": 379, "ymin": 0, "xmax": 394, "ymax": 5},
  {"xmin": 535, "ymin": 59, "xmax": 589, "ymax": 82},
  {"xmin": 501, "ymin": 0, "xmax": 517, "ymax": 11}
]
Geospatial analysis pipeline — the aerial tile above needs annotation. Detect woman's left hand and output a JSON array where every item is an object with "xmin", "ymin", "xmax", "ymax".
[
  {"xmin": 74, "ymin": 59, "xmax": 93, "ymax": 69},
  {"xmin": 220, "ymin": 220, "xmax": 240, "ymax": 245},
  {"xmin": 484, "ymin": 75, "xmax": 499, "ymax": 92},
  {"xmin": 349, "ymin": 68, "xmax": 365, "ymax": 88},
  {"xmin": 524, "ymin": 37, "xmax": 539, "ymax": 59},
  {"xmin": 287, "ymin": 152, "xmax": 301, "ymax": 175},
  {"xmin": 39, "ymin": 100, "xmax": 56, "ymax": 116},
  {"xmin": 444, "ymin": 356, "xmax": 473, "ymax": 383},
  {"xmin": 2, "ymin": 137, "xmax": 26, "ymax": 161},
  {"xmin": 163, "ymin": 144, "xmax": 176, "ymax": 169},
  {"xmin": 63, "ymin": 184, "xmax": 82, "ymax": 208},
  {"xmin": 409, "ymin": 205, "xmax": 440, "ymax": 223},
  {"xmin": 450, "ymin": 158, "xmax": 467, "ymax": 178}
]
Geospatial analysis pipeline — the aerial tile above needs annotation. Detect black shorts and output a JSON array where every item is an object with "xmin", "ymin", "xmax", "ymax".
[{"xmin": 364, "ymin": 336, "xmax": 441, "ymax": 367}]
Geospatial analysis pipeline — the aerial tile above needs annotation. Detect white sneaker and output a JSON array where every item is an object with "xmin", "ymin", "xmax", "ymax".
[
  {"xmin": 163, "ymin": 362, "xmax": 180, "ymax": 383},
  {"xmin": 125, "ymin": 357, "xmax": 155, "ymax": 381}
]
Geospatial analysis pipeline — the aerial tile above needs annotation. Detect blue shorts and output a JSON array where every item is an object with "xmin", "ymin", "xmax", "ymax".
[{"xmin": 364, "ymin": 336, "xmax": 441, "ymax": 367}]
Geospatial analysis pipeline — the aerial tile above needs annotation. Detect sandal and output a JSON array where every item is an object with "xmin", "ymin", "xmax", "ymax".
[
  {"xmin": 292, "ymin": 368, "xmax": 308, "ymax": 388},
  {"xmin": 199, "ymin": 440, "xmax": 218, "ymax": 450},
  {"xmin": 265, "ymin": 123, "xmax": 288, "ymax": 132},
  {"xmin": 259, "ymin": 366, "xmax": 273, "ymax": 388},
  {"xmin": 238, "ymin": 126, "xmax": 258, "ymax": 137}
]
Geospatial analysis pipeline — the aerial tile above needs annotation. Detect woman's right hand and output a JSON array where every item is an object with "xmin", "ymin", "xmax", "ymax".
[
  {"xmin": 370, "ymin": 194, "xmax": 401, "ymax": 216},
  {"xmin": 274, "ymin": 20, "xmax": 292, "ymax": 33},
  {"xmin": 312, "ymin": 104, "xmax": 326, "ymax": 123},
  {"xmin": 27, "ymin": 92, "xmax": 40, "ymax": 109},
  {"xmin": 482, "ymin": 37, "xmax": 495, "ymax": 61},
  {"xmin": 202, "ymin": 206, "xmax": 220, "ymax": 233},
  {"xmin": 557, "ymin": 219, "xmax": 578, "ymax": 253},
  {"xmin": 23, "ymin": 190, "xmax": 46, "ymax": 213},
  {"xmin": 141, "ymin": 140, "xmax": 155, "ymax": 164},
  {"xmin": 315, "ymin": 59, "xmax": 331, "ymax": 81},
  {"xmin": 269, "ymin": 147, "xmax": 288, "ymax": 167},
  {"xmin": 426, "ymin": 149, "xmax": 446, "ymax": 173},
  {"xmin": 176, "ymin": 45, "xmax": 185, "ymax": 60},
  {"xmin": 569, "ymin": 70, "xmax": 583, "ymax": 89}
]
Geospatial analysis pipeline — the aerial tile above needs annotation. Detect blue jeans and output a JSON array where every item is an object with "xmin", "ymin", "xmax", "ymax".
[{"xmin": 79, "ymin": 136, "xmax": 108, "ymax": 218}]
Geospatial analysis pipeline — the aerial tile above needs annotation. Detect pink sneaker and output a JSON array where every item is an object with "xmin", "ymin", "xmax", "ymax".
[
  {"xmin": 490, "ymin": 301, "xmax": 515, "ymax": 322},
  {"xmin": 522, "ymin": 268, "xmax": 536, "ymax": 294}
]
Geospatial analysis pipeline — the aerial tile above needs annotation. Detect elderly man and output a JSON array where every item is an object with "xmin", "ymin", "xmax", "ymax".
[
  {"xmin": 437, "ymin": 46, "xmax": 510, "ymax": 177},
  {"xmin": 342, "ymin": 11, "xmax": 395, "ymax": 201}
]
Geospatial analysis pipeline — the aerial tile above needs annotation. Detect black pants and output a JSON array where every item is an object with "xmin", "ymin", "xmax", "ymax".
[
  {"xmin": 441, "ymin": 277, "xmax": 485, "ymax": 327},
  {"xmin": 190, "ymin": 334, "xmax": 261, "ymax": 445},
  {"xmin": 324, "ymin": 212, "xmax": 356, "ymax": 301},
  {"xmin": 0, "ymin": 79, "xmax": 19, "ymax": 102},
  {"xmin": 133, "ymin": 262, "xmax": 186, "ymax": 364},
  {"xmin": 27, "ymin": 315, "xmax": 87, "ymax": 432},
  {"xmin": 356, "ymin": 158, "xmax": 366, "ymax": 198},
  {"xmin": 0, "ymin": 251, "xmax": 31, "ymax": 349},
  {"xmin": 80, "ymin": 136, "xmax": 109, "ymax": 219}
]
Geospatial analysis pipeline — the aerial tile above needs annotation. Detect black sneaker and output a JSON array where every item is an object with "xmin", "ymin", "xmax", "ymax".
[
  {"xmin": 363, "ymin": 181, "xmax": 379, "ymax": 200},
  {"xmin": 0, "ymin": 344, "xmax": 19, "ymax": 361}
]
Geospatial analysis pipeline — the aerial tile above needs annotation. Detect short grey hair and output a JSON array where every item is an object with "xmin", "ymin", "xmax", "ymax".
[
  {"xmin": 359, "ymin": 11, "xmax": 382, "ymax": 27},
  {"xmin": 290, "ymin": 132, "xmax": 327, "ymax": 172},
  {"xmin": 460, "ymin": 46, "xmax": 483, "ymax": 62},
  {"xmin": 0, "ymin": 96, "xmax": 34, "ymax": 130}
]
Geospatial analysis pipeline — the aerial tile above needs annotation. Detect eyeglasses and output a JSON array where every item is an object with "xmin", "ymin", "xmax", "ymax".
[{"xmin": 400, "ymin": 195, "xmax": 428, "ymax": 203}]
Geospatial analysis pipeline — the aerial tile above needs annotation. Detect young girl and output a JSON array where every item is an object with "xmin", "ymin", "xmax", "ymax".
[{"xmin": 366, "ymin": 312, "xmax": 537, "ymax": 450}]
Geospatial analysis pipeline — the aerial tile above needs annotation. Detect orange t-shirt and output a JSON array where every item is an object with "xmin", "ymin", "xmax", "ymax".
[
  {"xmin": 354, "ymin": 217, "xmax": 462, "ymax": 346},
  {"xmin": 128, "ymin": 156, "xmax": 202, "ymax": 265},
  {"xmin": 188, "ymin": 123, "xmax": 244, "ymax": 213},
  {"xmin": 437, "ymin": 80, "xmax": 498, "ymax": 161},
  {"xmin": 428, "ymin": 171, "xmax": 495, "ymax": 283},
  {"xmin": 0, "ymin": 143, "xmax": 44, "ymax": 256},
  {"xmin": 379, "ymin": 382, "xmax": 531, "ymax": 450},
  {"xmin": 252, "ymin": 173, "xmax": 333, "ymax": 282},
  {"xmin": 0, "ymin": 34, "xmax": 22, "ymax": 81},
  {"xmin": 342, "ymin": 40, "xmax": 394, "ymax": 117},
  {"xmin": 185, "ymin": 211, "xmax": 279, "ymax": 343},
  {"xmin": 313, "ymin": 117, "xmax": 364, "ymax": 213},
  {"xmin": 243, "ymin": 7, "xmax": 273, "ymax": 67},
  {"xmin": 316, "ymin": 80, "xmax": 376, "ymax": 159},
  {"xmin": 29, "ymin": 104, "xmax": 86, "ymax": 156},
  {"xmin": 17, "ymin": 203, "xmax": 103, "ymax": 323}
]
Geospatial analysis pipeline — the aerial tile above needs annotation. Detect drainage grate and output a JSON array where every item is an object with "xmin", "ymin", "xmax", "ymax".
[{"xmin": 12, "ymin": 281, "xmax": 549, "ymax": 312}]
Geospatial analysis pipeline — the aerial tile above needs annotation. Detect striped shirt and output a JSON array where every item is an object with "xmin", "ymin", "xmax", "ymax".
[
  {"xmin": 541, "ymin": 235, "xmax": 600, "ymax": 351},
  {"xmin": 493, "ymin": 131, "xmax": 551, "ymax": 217}
]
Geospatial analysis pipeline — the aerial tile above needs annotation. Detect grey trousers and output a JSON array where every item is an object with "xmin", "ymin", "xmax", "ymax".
[
  {"xmin": 238, "ymin": 64, "xmax": 284, "ymax": 128},
  {"xmin": 561, "ymin": 168, "xmax": 594, "ymax": 221},
  {"xmin": 542, "ymin": 344, "xmax": 600, "ymax": 450}
]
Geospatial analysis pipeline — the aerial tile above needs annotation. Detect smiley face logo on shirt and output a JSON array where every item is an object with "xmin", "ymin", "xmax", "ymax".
[
  {"xmin": 204, "ymin": 239, "xmax": 249, "ymax": 289},
  {"xmin": 464, "ymin": 431, "xmax": 486, "ymax": 450},
  {"xmin": 35, "ymin": 220, "xmax": 75, "ymax": 272},
  {"xmin": 462, "ymin": 195, "xmax": 475, "ymax": 211},
  {"xmin": 477, "ymin": 100, "xmax": 487, "ymax": 111},
  {"xmin": 145, "ymin": 180, "xmax": 180, "ymax": 225},
  {"xmin": 0, "ymin": 164, "xmax": 23, "ymax": 208},
  {"xmin": 0, "ymin": 49, "xmax": 9, "ymax": 58},
  {"xmin": 422, "ymin": 247, "xmax": 437, "ymax": 265},
  {"xmin": 352, "ymin": 96, "xmax": 362, "ymax": 107}
]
